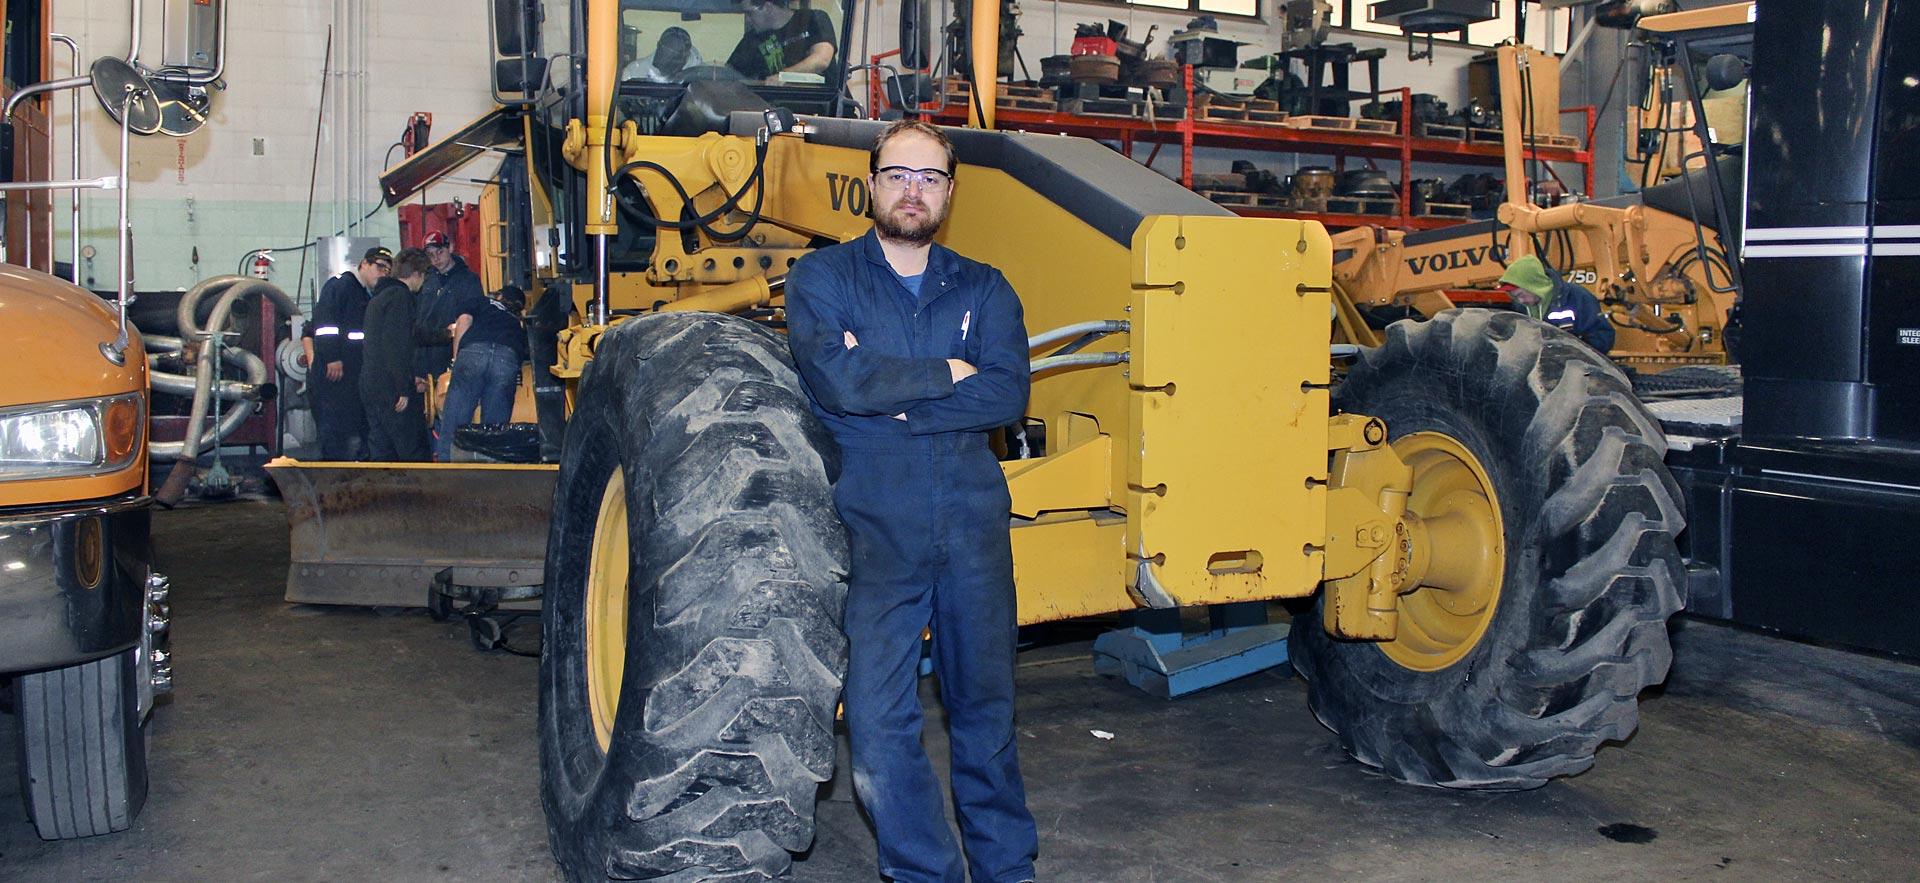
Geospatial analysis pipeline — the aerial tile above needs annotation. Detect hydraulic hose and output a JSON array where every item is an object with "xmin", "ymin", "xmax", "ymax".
[
  {"xmin": 1028, "ymin": 319, "xmax": 1128, "ymax": 352},
  {"xmin": 1030, "ymin": 351, "xmax": 1128, "ymax": 374},
  {"xmin": 154, "ymin": 276, "xmax": 301, "ymax": 501},
  {"xmin": 148, "ymin": 343, "xmax": 269, "ymax": 461}
]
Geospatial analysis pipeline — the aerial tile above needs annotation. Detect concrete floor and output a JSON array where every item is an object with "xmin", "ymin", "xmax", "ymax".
[{"xmin": 3, "ymin": 499, "xmax": 1918, "ymax": 881}]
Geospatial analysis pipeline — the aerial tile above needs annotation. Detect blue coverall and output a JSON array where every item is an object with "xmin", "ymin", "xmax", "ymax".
[
  {"xmin": 1537, "ymin": 276, "xmax": 1616, "ymax": 353},
  {"xmin": 786, "ymin": 230, "xmax": 1039, "ymax": 883}
]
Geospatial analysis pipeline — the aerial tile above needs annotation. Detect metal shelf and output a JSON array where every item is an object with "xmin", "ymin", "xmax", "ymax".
[{"xmin": 922, "ymin": 70, "xmax": 1594, "ymax": 233}]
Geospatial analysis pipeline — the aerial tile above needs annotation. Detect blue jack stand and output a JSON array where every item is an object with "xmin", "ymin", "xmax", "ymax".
[{"xmin": 1091, "ymin": 602, "xmax": 1292, "ymax": 698}]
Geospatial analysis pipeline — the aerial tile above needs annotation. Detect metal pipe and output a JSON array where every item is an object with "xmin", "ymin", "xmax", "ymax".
[
  {"xmin": 2, "ymin": 75, "xmax": 93, "ymax": 122},
  {"xmin": 128, "ymin": 0, "xmax": 143, "ymax": 64},
  {"xmin": 0, "ymin": 176, "xmax": 118, "ymax": 192},
  {"xmin": 156, "ymin": 0, "xmax": 228, "ymax": 86},
  {"xmin": 1030, "ymin": 351, "xmax": 1129, "ymax": 374},
  {"xmin": 593, "ymin": 234, "xmax": 610, "ymax": 325},
  {"xmin": 150, "ymin": 346, "xmax": 269, "ymax": 461},
  {"xmin": 1028, "ymin": 319, "xmax": 1129, "ymax": 352},
  {"xmin": 49, "ymin": 34, "xmax": 81, "ymax": 284},
  {"xmin": 104, "ymin": 91, "xmax": 136, "ymax": 366},
  {"xmin": 152, "ymin": 277, "xmax": 300, "ymax": 477}
]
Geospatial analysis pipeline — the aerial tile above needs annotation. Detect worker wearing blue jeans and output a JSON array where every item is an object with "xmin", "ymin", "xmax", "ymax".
[
  {"xmin": 786, "ymin": 120, "xmax": 1038, "ymax": 883},
  {"xmin": 436, "ymin": 286, "xmax": 528, "ymax": 460}
]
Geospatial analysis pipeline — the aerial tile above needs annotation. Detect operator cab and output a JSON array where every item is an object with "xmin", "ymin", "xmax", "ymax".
[{"xmin": 610, "ymin": 0, "xmax": 856, "ymax": 127}]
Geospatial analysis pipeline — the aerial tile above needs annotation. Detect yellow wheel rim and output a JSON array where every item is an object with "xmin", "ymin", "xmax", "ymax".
[
  {"xmin": 1378, "ymin": 431, "xmax": 1506, "ymax": 672},
  {"xmin": 585, "ymin": 467, "xmax": 630, "ymax": 754}
]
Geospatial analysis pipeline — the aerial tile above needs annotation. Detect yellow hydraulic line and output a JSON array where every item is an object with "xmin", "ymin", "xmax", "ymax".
[
  {"xmin": 584, "ymin": 0, "xmax": 618, "ymax": 235},
  {"xmin": 656, "ymin": 276, "xmax": 775, "ymax": 315},
  {"xmin": 968, "ymin": 0, "xmax": 999, "ymax": 129}
]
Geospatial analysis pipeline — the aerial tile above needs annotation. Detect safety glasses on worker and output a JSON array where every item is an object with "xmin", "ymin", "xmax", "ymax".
[{"xmin": 873, "ymin": 166, "xmax": 952, "ymax": 191}]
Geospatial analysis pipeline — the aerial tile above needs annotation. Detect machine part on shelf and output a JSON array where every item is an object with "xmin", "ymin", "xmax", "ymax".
[
  {"xmin": 1369, "ymin": 0, "xmax": 1498, "ymax": 61},
  {"xmin": 1068, "ymin": 53, "xmax": 1121, "ymax": 84},
  {"xmin": 1363, "ymin": 92, "xmax": 1446, "ymax": 122},
  {"xmin": 1407, "ymin": 177, "xmax": 1445, "ymax": 215},
  {"xmin": 1039, "ymin": 54, "xmax": 1073, "ymax": 85},
  {"xmin": 1281, "ymin": 0, "xmax": 1332, "ymax": 52},
  {"xmin": 1336, "ymin": 169, "xmax": 1396, "ymax": 199},
  {"xmin": 1140, "ymin": 59, "xmax": 1179, "ymax": 91},
  {"xmin": 1290, "ymin": 166, "xmax": 1337, "ymax": 202}
]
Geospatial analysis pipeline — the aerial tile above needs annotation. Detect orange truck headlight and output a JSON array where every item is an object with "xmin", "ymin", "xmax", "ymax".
[{"xmin": 0, "ymin": 393, "xmax": 144, "ymax": 481}]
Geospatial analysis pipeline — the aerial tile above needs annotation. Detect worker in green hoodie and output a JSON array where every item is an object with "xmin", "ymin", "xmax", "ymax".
[{"xmin": 1497, "ymin": 254, "xmax": 1615, "ymax": 354}]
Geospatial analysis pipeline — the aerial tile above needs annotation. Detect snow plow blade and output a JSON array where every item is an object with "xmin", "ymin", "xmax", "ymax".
[{"xmin": 264, "ymin": 458, "xmax": 557, "ymax": 607}]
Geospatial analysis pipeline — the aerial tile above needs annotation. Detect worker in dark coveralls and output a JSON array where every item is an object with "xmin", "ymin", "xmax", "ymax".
[
  {"xmin": 359, "ymin": 248, "xmax": 434, "ymax": 461},
  {"xmin": 1499, "ymin": 254, "xmax": 1616, "ymax": 353},
  {"xmin": 308, "ymin": 246, "xmax": 390, "ymax": 459},
  {"xmin": 413, "ymin": 230, "xmax": 485, "ymax": 394},
  {"xmin": 785, "ymin": 119, "xmax": 1038, "ymax": 883}
]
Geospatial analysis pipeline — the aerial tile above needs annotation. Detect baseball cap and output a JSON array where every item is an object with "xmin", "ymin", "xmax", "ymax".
[
  {"xmin": 362, "ymin": 246, "xmax": 393, "ymax": 265},
  {"xmin": 423, "ymin": 231, "xmax": 450, "ymax": 249}
]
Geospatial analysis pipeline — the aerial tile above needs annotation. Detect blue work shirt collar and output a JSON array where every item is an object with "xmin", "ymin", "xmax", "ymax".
[{"xmin": 859, "ymin": 228, "xmax": 961, "ymax": 302}]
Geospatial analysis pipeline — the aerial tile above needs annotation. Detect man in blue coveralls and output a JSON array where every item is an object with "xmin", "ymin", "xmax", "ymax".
[{"xmin": 785, "ymin": 119, "xmax": 1039, "ymax": 883}]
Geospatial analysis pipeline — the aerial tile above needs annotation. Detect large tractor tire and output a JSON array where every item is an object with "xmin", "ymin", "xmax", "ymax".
[
  {"xmin": 540, "ymin": 313, "xmax": 849, "ymax": 880},
  {"xmin": 1293, "ymin": 309, "xmax": 1684, "ymax": 789},
  {"xmin": 14, "ymin": 647, "xmax": 149, "ymax": 839}
]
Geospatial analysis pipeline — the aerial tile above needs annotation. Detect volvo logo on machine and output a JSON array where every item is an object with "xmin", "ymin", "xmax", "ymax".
[
  {"xmin": 826, "ymin": 173, "xmax": 874, "ymax": 218},
  {"xmin": 1406, "ymin": 246, "xmax": 1495, "ymax": 275}
]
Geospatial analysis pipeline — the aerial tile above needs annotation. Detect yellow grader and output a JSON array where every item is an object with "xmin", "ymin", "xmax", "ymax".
[{"xmin": 268, "ymin": 1, "xmax": 1686, "ymax": 878}]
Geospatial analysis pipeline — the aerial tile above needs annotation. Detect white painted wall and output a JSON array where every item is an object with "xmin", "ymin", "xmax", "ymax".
[{"xmin": 49, "ymin": 0, "xmax": 496, "ymax": 299}]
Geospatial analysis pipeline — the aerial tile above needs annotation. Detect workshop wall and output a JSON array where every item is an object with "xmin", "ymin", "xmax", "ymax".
[{"xmin": 49, "ymin": 0, "xmax": 495, "ymax": 300}]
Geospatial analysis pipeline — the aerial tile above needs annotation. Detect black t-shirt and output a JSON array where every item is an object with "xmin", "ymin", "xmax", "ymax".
[
  {"xmin": 726, "ymin": 8, "xmax": 835, "ymax": 80},
  {"xmin": 457, "ymin": 294, "xmax": 530, "ymax": 363}
]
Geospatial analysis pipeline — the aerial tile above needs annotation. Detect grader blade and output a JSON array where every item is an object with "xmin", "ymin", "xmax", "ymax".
[{"xmin": 264, "ymin": 458, "xmax": 557, "ymax": 607}]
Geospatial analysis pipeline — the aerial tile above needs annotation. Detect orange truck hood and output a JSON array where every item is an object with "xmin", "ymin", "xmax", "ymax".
[{"xmin": 0, "ymin": 266, "xmax": 149, "ymax": 506}]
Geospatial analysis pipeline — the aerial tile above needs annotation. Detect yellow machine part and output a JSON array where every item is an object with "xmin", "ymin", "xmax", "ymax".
[{"xmin": 1126, "ymin": 215, "xmax": 1333, "ymax": 607}]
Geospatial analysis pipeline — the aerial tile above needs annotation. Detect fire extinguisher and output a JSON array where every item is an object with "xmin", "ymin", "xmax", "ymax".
[
  {"xmin": 403, "ymin": 113, "xmax": 433, "ymax": 156},
  {"xmin": 247, "ymin": 251, "xmax": 275, "ymax": 280}
]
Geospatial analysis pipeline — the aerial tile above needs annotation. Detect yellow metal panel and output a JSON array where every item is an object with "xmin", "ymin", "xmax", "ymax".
[
  {"xmin": 1011, "ymin": 513, "xmax": 1132, "ymax": 625},
  {"xmin": 1002, "ymin": 435, "xmax": 1111, "ymax": 518},
  {"xmin": 938, "ymin": 165, "xmax": 1136, "ymax": 498},
  {"xmin": 1126, "ymin": 215, "xmax": 1332, "ymax": 607},
  {"xmin": 1640, "ymin": 2, "xmax": 1752, "ymax": 33}
]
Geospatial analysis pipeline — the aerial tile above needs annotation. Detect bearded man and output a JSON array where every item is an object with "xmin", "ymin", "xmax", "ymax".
[{"xmin": 784, "ymin": 119, "xmax": 1039, "ymax": 883}]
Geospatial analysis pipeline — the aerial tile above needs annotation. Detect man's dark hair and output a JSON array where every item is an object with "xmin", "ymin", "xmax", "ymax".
[
  {"xmin": 391, "ymin": 247, "xmax": 432, "ymax": 280},
  {"xmin": 494, "ymin": 285, "xmax": 527, "ymax": 313},
  {"xmin": 869, "ymin": 119, "xmax": 955, "ymax": 175}
]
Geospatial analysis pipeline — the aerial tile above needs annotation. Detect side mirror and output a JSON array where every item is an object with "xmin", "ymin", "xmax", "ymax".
[
  {"xmin": 489, "ymin": 0, "xmax": 543, "ymax": 106},
  {"xmin": 495, "ymin": 57, "xmax": 551, "ymax": 95},
  {"xmin": 900, "ymin": 0, "xmax": 931, "ymax": 70},
  {"xmin": 493, "ymin": 0, "xmax": 530, "ymax": 57},
  {"xmin": 91, "ymin": 57, "xmax": 163, "ymax": 135}
]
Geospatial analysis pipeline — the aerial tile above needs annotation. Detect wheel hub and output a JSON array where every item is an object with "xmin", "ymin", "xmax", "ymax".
[{"xmin": 1377, "ymin": 432, "xmax": 1505, "ymax": 672}]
